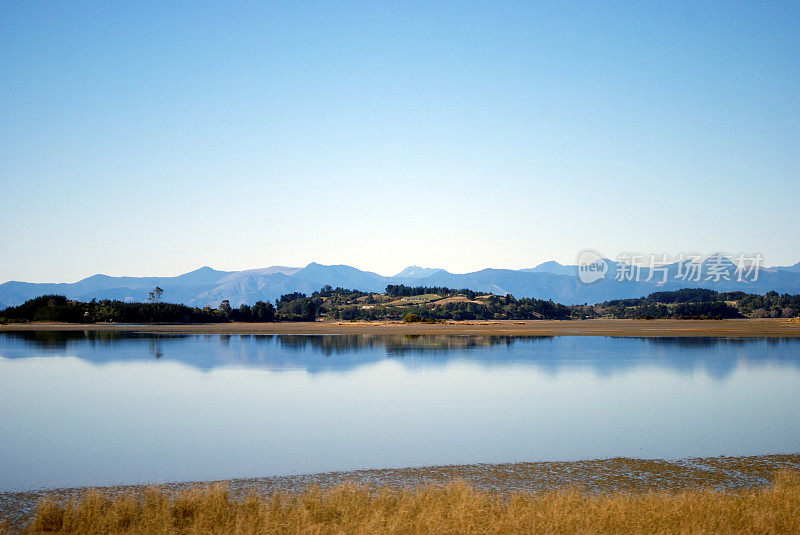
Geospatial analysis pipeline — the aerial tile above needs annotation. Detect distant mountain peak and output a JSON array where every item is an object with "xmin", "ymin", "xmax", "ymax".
[
  {"xmin": 775, "ymin": 260, "xmax": 800, "ymax": 273},
  {"xmin": 219, "ymin": 266, "xmax": 301, "ymax": 282},
  {"xmin": 519, "ymin": 261, "xmax": 575, "ymax": 276},
  {"xmin": 2, "ymin": 258, "xmax": 800, "ymax": 310},
  {"xmin": 394, "ymin": 266, "xmax": 445, "ymax": 278},
  {"xmin": 83, "ymin": 273, "xmax": 113, "ymax": 280}
]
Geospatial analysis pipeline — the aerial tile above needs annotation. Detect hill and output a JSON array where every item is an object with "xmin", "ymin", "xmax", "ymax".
[{"xmin": 1, "ymin": 258, "xmax": 800, "ymax": 309}]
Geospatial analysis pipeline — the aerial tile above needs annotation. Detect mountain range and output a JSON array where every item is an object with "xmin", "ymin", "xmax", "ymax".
[{"xmin": 2, "ymin": 258, "xmax": 800, "ymax": 309}]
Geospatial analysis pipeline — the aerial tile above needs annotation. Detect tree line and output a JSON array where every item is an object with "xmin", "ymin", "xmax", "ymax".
[
  {"xmin": 587, "ymin": 288, "xmax": 800, "ymax": 319},
  {"xmin": 0, "ymin": 295, "xmax": 276, "ymax": 324},
  {"xmin": 2, "ymin": 286, "xmax": 799, "ymax": 324},
  {"xmin": 385, "ymin": 284, "xmax": 479, "ymax": 300}
]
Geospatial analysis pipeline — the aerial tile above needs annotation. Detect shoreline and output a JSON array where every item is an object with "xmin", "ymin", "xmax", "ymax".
[
  {"xmin": 2, "ymin": 454, "xmax": 798, "ymax": 530},
  {"xmin": 1, "ymin": 318, "xmax": 798, "ymax": 337}
]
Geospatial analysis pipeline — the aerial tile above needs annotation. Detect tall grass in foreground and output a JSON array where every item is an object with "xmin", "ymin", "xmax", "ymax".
[{"xmin": 21, "ymin": 470, "xmax": 800, "ymax": 534}]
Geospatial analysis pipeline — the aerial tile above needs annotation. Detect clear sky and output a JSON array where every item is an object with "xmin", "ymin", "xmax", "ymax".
[{"xmin": 1, "ymin": 1, "xmax": 798, "ymax": 282}]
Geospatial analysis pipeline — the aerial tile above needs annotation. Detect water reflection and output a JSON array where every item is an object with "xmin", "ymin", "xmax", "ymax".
[
  {"xmin": 0, "ymin": 331, "xmax": 798, "ymax": 380},
  {"xmin": 1, "ymin": 332, "xmax": 799, "ymax": 491}
]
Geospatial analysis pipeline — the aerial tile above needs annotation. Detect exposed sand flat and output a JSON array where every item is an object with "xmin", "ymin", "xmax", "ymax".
[
  {"xmin": 1, "ymin": 318, "xmax": 799, "ymax": 337},
  {"xmin": 2, "ymin": 454, "xmax": 797, "ymax": 531}
]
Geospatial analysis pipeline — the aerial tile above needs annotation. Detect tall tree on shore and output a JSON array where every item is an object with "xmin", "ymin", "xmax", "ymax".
[
  {"xmin": 148, "ymin": 287, "xmax": 163, "ymax": 304},
  {"xmin": 219, "ymin": 299, "xmax": 232, "ymax": 319}
]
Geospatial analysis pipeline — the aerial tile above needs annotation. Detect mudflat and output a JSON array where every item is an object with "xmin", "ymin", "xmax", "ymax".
[{"xmin": 1, "ymin": 318, "xmax": 798, "ymax": 337}]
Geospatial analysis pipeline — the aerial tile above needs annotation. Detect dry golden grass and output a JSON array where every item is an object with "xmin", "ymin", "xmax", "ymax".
[{"xmin": 22, "ymin": 469, "xmax": 800, "ymax": 534}]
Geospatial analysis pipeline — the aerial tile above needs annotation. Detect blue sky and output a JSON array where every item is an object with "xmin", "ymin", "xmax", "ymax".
[{"xmin": 1, "ymin": 1, "xmax": 798, "ymax": 282}]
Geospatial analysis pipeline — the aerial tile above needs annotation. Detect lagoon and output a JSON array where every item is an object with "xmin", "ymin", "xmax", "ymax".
[{"xmin": 0, "ymin": 332, "xmax": 798, "ymax": 491}]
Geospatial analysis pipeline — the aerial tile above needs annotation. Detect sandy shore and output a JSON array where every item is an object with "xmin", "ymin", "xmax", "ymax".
[{"xmin": 1, "ymin": 318, "xmax": 799, "ymax": 337}]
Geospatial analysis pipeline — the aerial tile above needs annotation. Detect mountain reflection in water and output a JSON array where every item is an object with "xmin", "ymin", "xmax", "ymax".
[{"xmin": 0, "ymin": 331, "xmax": 798, "ymax": 380}]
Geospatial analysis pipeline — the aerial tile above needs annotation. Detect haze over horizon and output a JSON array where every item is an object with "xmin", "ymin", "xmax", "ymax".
[{"xmin": 2, "ymin": 1, "xmax": 798, "ymax": 283}]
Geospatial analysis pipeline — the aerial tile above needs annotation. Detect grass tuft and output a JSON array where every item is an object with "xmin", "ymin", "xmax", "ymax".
[{"xmin": 21, "ymin": 470, "xmax": 800, "ymax": 534}]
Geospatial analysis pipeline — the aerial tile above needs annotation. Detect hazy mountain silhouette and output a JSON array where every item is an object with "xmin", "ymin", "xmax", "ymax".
[
  {"xmin": 393, "ymin": 266, "xmax": 446, "ymax": 278},
  {"xmin": 775, "ymin": 261, "xmax": 800, "ymax": 273},
  {"xmin": 518, "ymin": 261, "xmax": 576, "ymax": 276},
  {"xmin": 1, "ymin": 258, "xmax": 799, "ymax": 308}
]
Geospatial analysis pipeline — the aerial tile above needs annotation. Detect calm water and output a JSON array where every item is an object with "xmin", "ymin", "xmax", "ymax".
[{"xmin": 1, "ymin": 332, "xmax": 799, "ymax": 491}]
